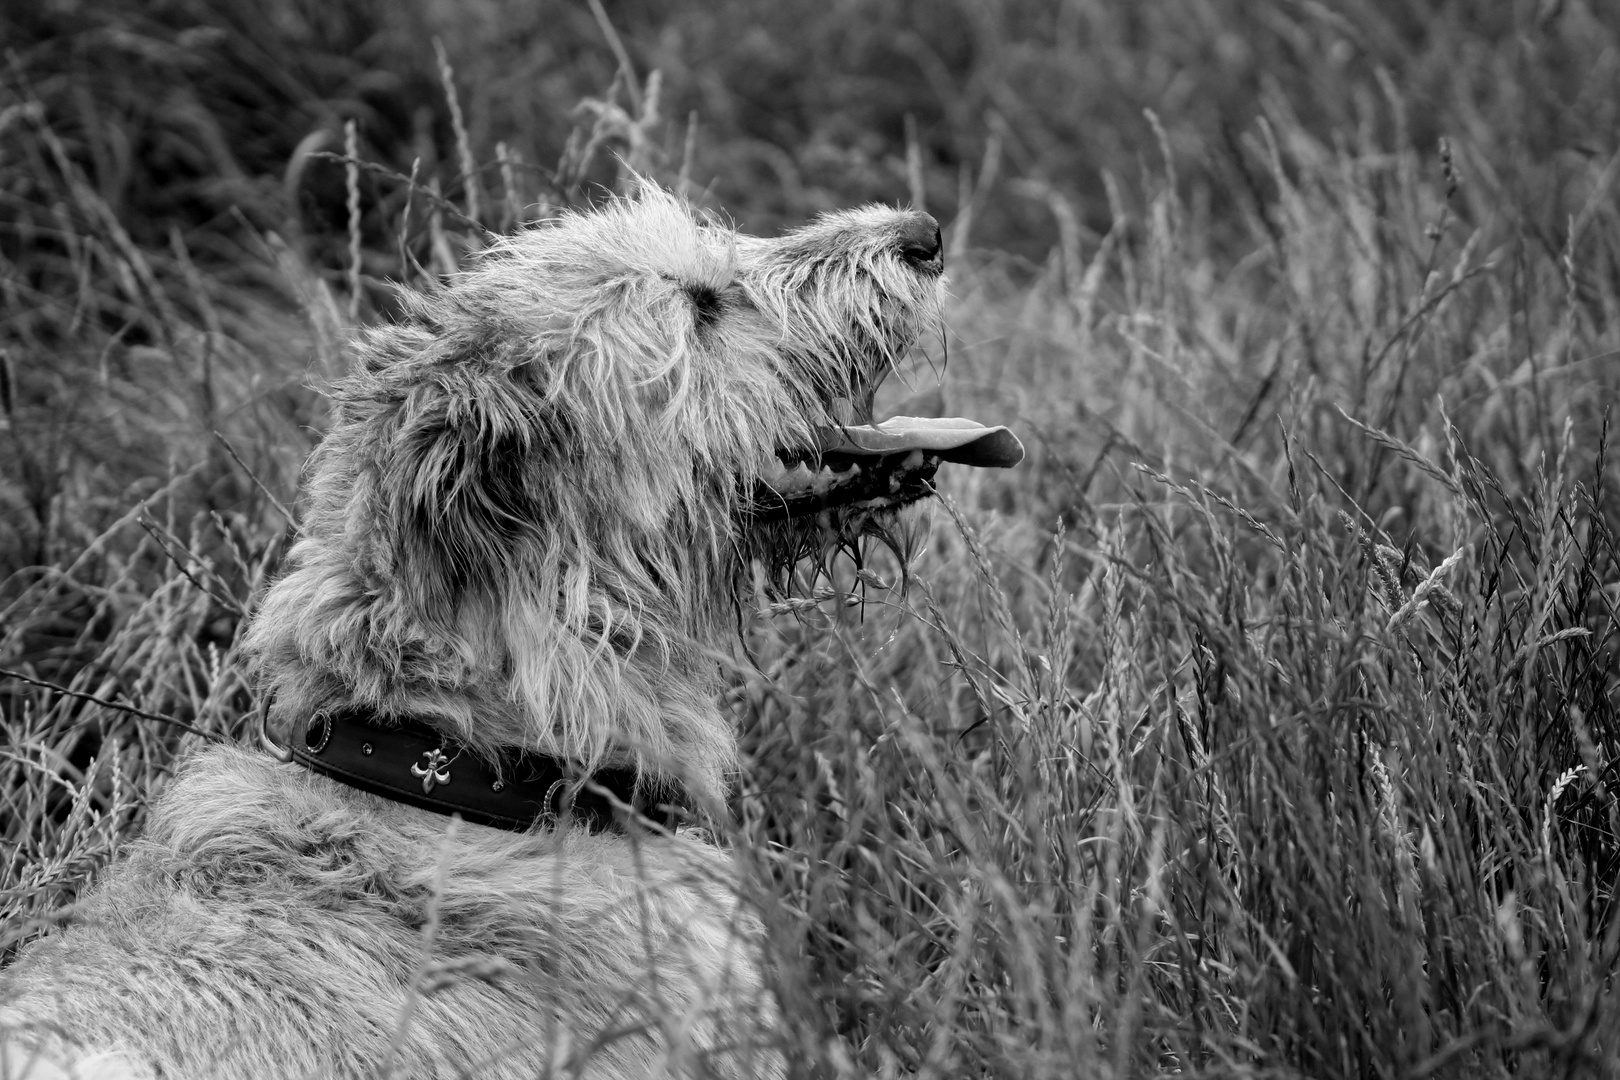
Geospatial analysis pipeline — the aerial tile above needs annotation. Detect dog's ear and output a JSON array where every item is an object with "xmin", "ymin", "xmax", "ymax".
[{"xmin": 360, "ymin": 343, "xmax": 561, "ymax": 615}]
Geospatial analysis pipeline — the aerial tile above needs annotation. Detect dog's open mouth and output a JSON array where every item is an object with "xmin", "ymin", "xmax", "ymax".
[{"xmin": 753, "ymin": 416, "xmax": 1024, "ymax": 521}]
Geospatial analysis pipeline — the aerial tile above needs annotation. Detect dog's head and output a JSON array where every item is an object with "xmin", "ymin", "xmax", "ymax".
[
  {"xmin": 729, "ymin": 202, "xmax": 1022, "ymax": 580},
  {"xmin": 250, "ymin": 187, "xmax": 1019, "ymax": 796}
]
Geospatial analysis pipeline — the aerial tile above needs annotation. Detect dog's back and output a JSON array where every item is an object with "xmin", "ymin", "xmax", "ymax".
[{"xmin": 3, "ymin": 745, "xmax": 775, "ymax": 1078}]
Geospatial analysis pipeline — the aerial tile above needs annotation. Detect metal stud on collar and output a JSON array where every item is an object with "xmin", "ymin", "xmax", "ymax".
[{"xmin": 303, "ymin": 710, "xmax": 334, "ymax": 755}]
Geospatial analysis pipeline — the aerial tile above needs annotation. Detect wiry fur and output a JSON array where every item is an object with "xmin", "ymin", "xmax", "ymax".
[
  {"xmin": 0, "ymin": 187, "xmax": 946, "ymax": 1079},
  {"xmin": 250, "ymin": 190, "xmax": 940, "ymax": 800}
]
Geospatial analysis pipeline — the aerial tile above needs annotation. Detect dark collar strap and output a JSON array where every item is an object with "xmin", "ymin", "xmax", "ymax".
[{"xmin": 288, "ymin": 708, "xmax": 686, "ymax": 834}]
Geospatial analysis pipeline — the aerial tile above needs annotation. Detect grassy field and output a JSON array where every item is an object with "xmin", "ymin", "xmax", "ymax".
[{"xmin": 5, "ymin": 0, "xmax": 1620, "ymax": 1076}]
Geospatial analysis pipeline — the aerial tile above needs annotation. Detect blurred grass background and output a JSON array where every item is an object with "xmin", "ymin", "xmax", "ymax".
[{"xmin": 4, "ymin": 0, "xmax": 1620, "ymax": 1076}]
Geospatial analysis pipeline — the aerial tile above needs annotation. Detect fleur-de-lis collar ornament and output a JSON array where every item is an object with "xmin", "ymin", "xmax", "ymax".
[{"xmin": 410, "ymin": 748, "xmax": 453, "ymax": 793}]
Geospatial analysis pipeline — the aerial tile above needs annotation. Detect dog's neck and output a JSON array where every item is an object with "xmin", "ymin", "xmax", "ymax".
[{"xmin": 246, "ymin": 539, "xmax": 738, "ymax": 807}]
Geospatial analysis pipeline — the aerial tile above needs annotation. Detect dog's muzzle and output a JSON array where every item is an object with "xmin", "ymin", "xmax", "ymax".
[{"xmin": 261, "ymin": 705, "xmax": 687, "ymax": 834}]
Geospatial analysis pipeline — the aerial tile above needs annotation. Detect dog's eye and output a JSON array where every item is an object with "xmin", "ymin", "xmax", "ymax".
[{"xmin": 687, "ymin": 284, "xmax": 722, "ymax": 329}]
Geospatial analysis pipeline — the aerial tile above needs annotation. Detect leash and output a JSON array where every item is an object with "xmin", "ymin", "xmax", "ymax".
[{"xmin": 258, "ymin": 697, "xmax": 685, "ymax": 833}]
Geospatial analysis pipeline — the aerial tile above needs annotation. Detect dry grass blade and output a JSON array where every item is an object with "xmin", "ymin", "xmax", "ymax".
[{"xmin": 0, "ymin": 667, "xmax": 219, "ymax": 742}]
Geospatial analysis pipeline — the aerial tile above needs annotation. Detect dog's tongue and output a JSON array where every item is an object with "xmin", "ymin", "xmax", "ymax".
[{"xmin": 816, "ymin": 416, "xmax": 1024, "ymax": 467}]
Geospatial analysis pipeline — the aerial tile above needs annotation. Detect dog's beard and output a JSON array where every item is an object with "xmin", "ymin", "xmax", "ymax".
[{"xmin": 737, "ymin": 496, "xmax": 926, "ymax": 601}]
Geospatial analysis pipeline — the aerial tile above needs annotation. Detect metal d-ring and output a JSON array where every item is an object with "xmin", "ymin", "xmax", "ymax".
[
  {"xmin": 539, "ymin": 777, "xmax": 575, "ymax": 826},
  {"xmin": 257, "ymin": 689, "xmax": 294, "ymax": 764}
]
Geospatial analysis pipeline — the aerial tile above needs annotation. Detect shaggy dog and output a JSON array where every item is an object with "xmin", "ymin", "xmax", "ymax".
[{"xmin": 0, "ymin": 187, "xmax": 1021, "ymax": 1079}]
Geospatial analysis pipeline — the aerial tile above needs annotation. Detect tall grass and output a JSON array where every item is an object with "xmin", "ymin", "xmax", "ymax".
[{"xmin": 4, "ymin": 1, "xmax": 1620, "ymax": 1076}]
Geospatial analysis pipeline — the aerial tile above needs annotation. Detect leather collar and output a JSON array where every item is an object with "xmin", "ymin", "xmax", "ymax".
[{"xmin": 285, "ymin": 708, "xmax": 686, "ymax": 834}]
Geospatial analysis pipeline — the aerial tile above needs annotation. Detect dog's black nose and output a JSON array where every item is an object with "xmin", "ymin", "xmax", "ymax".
[{"xmin": 897, "ymin": 214, "xmax": 943, "ymax": 272}]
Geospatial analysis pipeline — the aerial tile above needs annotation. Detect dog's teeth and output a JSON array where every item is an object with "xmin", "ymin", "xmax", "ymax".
[{"xmin": 766, "ymin": 459, "xmax": 863, "ymax": 497}]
